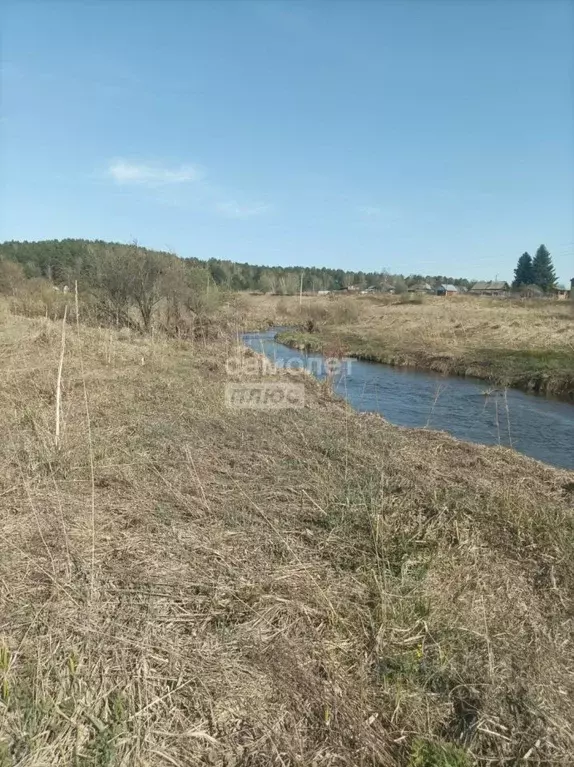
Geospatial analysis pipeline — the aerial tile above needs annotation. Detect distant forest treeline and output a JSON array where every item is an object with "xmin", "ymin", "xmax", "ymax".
[{"xmin": 0, "ymin": 239, "xmax": 473, "ymax": 294}]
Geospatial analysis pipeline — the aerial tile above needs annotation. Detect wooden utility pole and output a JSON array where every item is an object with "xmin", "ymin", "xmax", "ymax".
[{"xmin": 299, "ymin": 272, "xmax": 304, "ymax": 306}]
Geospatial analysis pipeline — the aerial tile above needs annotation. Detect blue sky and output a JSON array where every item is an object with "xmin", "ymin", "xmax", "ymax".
[{"xmin": 1, "ymin": 0, "xmax": 573, "ymax": 282}]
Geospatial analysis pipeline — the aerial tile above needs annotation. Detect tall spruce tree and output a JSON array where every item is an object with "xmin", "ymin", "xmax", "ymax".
[
  {"xmin": 531, "ymin": 244, "xmax": 556, "ymax": 292},
  {"xmin": 512, "ymin": 252, "xmax": 533, "ymax": 288}
]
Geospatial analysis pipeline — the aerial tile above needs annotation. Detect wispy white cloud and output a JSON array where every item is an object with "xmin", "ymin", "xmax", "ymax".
[
  {"xmin": 105, "ymin": 158, "xmax": 271, "ymax": 218},
  {"xmin": 215, "ymin": 200, "xmax": 271, "ymax": 219},
  {"xmin": 108, "ymin": 159, "xmax": 201, "ymax": 186}
]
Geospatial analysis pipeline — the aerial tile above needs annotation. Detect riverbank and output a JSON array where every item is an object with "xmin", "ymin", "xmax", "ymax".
[
  {"xmin": 1, "ymin": 310, "xmax": 573, "ymax": 765},
  {"xmin": 251, "ymin": 294, "xmax": 574, "ymax": 399},
  {"xmin": 276, "ymin": 329, "xmax": 574, "ymax": 399},
  {"xmin": 245, "ymin": 328, "xmax": 574, "ymax": 469}
]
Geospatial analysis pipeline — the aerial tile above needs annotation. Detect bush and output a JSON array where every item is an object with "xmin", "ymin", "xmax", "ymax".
[
  {"xmin": 328, "ymin": 297, "xmax": 360, "ymax": 323},
  {"xmin": 9, "ymin": 278, "xmax": 68, "ymax": 319},
  {"xmin": 300, "ymin": 297, "xmax": 361, "ymax": 329},
  {"xmin": 304, "ymin": 302, "xmax": 330, "ymax": 324},
  {"xmin": 398, "ymin": 292, "xmax": 425, "ymax": 305},
  {"xmin": 0, "ymin": 260, "xmax": 26, "ymax": 295}
]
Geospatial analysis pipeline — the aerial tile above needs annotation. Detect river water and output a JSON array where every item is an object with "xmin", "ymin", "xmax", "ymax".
[{"xmin": 242, "ymin": 329, "xmax": 574, "ymax": 470}]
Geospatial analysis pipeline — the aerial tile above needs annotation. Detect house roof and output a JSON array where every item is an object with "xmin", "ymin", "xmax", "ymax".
[
  {"xmin": 439, "ymin": 284, "xmax": 458, "ymax": 292},
  {"xmin": 469, "ymin": 280, "xmax": 509, "ymax": 291},
  {"xmin": 408, "ymin": 282, "xmax": 432, "ymax": 291},
  {"xmin": 520, "ymin": 284, "xmax": 544, "ymax": 295}
]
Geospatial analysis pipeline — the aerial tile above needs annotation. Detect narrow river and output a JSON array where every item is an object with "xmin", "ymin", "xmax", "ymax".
[{"xmin": 242, "ymin": 329, "xmax": 574, "ymax": 470}]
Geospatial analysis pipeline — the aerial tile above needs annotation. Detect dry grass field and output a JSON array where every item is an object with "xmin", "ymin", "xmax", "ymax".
[
  {"xmin": 1, "ymin": 301, "xmax": 573, "ymax": 765},
  {"xmin": 244, "ymin": 293, "xmax": 574, "ymax": 398}
]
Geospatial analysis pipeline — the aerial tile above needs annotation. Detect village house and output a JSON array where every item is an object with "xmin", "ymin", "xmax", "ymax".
[
  {"xmin": 407, "ymin": 281, "xmax": 433, "ymax": 294},
  {"xmin": 519, "ymin": 284, "xmax": 545, "ymax": 298},
  {"xmin": 468, "ymin": 280, "xmax": 510, "ymax": 296},
  {"xmin": 518, "ymin": 284, "xmax": 571, "ymax": 300},
  {"xmin": 554, "ymin": 279, "xmax": 573, "ymax": 300},
  {"xmin": 436, "ymin": 283, "xmax": 459, "ymax": 296}
]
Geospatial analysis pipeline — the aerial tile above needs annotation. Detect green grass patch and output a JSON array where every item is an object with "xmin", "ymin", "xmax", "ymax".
[
  {"xmin": 275, "ymin": 330, "xmax": 324, "ymax": 352},
  {"xmin": 408, "ymin": 738, "xmax": 471, "ymax": 767}
]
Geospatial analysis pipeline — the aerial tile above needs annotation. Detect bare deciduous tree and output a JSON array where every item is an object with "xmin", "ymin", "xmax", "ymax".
[
  {"xmin": 89, "ymin": 245, "xmax": 134, "ymax": 327},
  {"xmin": 124, "ymin": 243, "xmax": 166, "ymax": 332}
]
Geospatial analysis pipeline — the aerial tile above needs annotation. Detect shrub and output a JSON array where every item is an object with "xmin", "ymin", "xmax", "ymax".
[
  {"xmin": 305, "ymin": 302, "xmax": 330, "ymax": 324},
  {"xmin": 398, "ymin": 292, "xmax": 425, "ymax": 305},
  {"xmin": 328, "ymin": 297, "xmax": 360, "ymax": 324},
  {"xmin": 0, "ymin": 260, "xmax": 26, "ymax": 295},
  {"xmin": 9, "ymin": 278, "xmax": 68, "ymax": 319}
]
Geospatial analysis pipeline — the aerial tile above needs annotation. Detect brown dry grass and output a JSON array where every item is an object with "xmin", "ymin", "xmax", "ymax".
[
  {"xmin": 246, "ymin": 292, "xmax": 574, "ymax": 349},
  {"xmin": 250, "ymin": 293, "xmax": 574, "ymax": 397},
  {"xmin": 1, "ymin": 301, "xmax": 573, "ymax": 765},
  {"xmin": 245, "ymin": 292, "xmax": 574, "ymax": 347}
]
